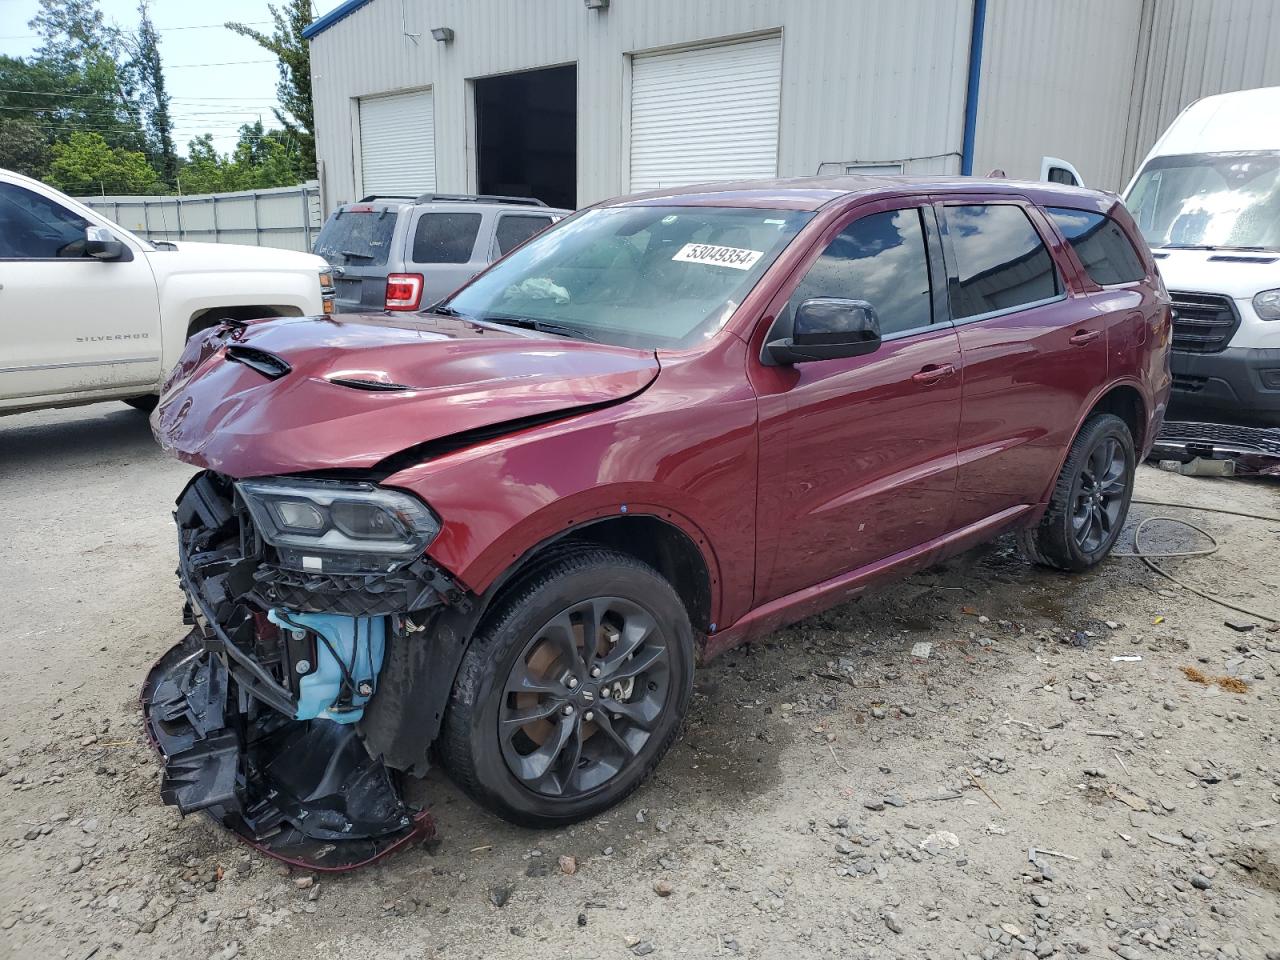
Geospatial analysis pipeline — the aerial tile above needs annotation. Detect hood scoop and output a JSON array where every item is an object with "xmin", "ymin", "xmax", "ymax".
[
  {"xmin": 226, "ymin": 345, "xmax": 291, "ymax": 379},
  {"xmin": 327, "ymin": 376, "xmax": 413, "ymax": 392}
]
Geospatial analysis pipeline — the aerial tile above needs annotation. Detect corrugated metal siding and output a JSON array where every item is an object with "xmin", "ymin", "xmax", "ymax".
[
  {"xmin": 972, "ymin": 0, "xmax": 1145, "ymax": 191},
  {"xmin": 308, "ymin": 0, "xmax": 972, "ymax": 214},
  {"xmin": 358, "ymin": 89, "xmax": 436, "ymax": 196},
  {"xmin": 629, "ymin": 36, "xmax": 782, "ymax": 191},
  {"xmin": 1122, "ymin": 0, "xmax": 1280, "ymax": 180}
]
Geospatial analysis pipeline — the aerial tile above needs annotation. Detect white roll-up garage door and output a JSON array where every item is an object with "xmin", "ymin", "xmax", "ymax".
[
  {"xmin": 629, "ymin": 36, "xmax": 782, "ymax": 193},
  {"xmin": 359, "ymin": 90, "xmax": 436, "ymax": 198}
]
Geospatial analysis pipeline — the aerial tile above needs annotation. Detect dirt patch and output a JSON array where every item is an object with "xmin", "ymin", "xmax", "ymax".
[{"xmin": 2, "ymin": 405, "xmax": 1279, "ymax": 960}]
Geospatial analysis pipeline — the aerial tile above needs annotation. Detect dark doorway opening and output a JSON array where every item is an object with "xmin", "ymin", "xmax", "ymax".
[{"xmin": 475, "ymin": 64, "xmax": 576, "ymax": 210}]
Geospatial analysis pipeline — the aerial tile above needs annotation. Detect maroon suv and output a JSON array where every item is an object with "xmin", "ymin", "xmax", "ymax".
[{"xmin": 147, "ymin": 175, "xmax": 1170, "ymax": 869}]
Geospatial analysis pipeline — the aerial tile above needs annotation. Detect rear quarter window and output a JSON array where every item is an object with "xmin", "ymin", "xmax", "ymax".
[
  {"xmin": 495, "ymin": 214, "xmax": 554, "ymax": 256},
  {"xmin": 413, "ymin": 212, "xmax": 483, "ymax": 264},
  {"xmin": 1046, "ymin": 206, "xmax": 1146, "ymax": 285},
  {"xmin": 314, "ymin": 209, "xmax": 398, "ymax": 267}
]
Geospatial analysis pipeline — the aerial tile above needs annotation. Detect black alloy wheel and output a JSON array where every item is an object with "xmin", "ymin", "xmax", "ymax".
[
  {"xmin": 440, "ymin": 548, "xmax": 694, "ymax": 827},
  {"xmin": 1021, "ymin": 413, "xmax": 1136, "ymax": 571}
]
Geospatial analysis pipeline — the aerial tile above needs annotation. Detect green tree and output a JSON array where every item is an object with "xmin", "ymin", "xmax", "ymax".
[
  {"xmin": 126, "ymin": 0, "xmax": 176, "ymax": 184},
  {"xmin": 47, "ymin": 130, "xmax": 160, "ymax": 194},
  {"xmin": 0, "ymin": 117, "xmax": 53, "ymax": 179},
  {"xmin": 226, "ymin": 0, "xmax": 315, "ymax": 181}
]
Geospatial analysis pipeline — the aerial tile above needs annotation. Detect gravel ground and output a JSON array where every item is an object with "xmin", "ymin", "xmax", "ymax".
[{"xmin": 1, "ymin": 403, "xmax": 1278, "ymax": 960}]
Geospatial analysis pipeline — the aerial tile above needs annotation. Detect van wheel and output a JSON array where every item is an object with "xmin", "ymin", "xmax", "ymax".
[
  {"xmin": 440, "ymin": 548, "xmax": 694, "ymax": 828},
  {"xmin": 1021, "ymin": 413, "xmax": 1135, "ymax": 571},
  {"xmin": 123, "ymin": 395, "xmax": 158, "ymax": 412}
]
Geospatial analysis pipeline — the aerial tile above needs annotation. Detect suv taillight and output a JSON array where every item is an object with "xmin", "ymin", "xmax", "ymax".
[{"xmin": 385, "ymin": 274, "xmax": 424, "ymax": 311}]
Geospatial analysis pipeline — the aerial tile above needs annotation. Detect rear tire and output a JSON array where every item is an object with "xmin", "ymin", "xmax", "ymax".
[
  {"xmin": 1021, "ymin": 413, "xmax": 1135, "ymax": 571},
  {"xmin": 440, "ymin": 548, "xmax": 694, "ymax": 828},
  {"xmin": 123, "ymin": 395, "xmax": 158, "ymax": 412}
]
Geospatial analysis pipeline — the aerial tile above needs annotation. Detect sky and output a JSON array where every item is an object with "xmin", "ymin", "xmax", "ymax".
[{"xmin": 0, "ymin": 0, "xmax": 344, "ymax": 153}]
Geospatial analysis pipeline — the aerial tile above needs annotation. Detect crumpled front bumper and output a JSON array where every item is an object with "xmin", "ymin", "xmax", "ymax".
[
  {"xmin": 142, "ymin": 632, "xmax": 434, "ymax": 871},
  {"xmin": 140, "ymin": 471, "xmax": 457, "ymax": 871}
]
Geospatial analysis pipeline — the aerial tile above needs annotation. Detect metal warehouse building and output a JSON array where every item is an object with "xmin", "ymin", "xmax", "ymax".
[{"xmin": 305, "ymin": 0, "xmax": 1280, "ymax": 215}]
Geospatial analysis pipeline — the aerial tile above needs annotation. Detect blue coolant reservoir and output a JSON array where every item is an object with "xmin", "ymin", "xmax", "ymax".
[{"xmin": 266, "ymin": 610, "xmax": 386, "ymax": 724}]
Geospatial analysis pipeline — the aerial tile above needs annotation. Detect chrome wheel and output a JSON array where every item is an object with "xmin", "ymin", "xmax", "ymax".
[
  {"xmin": 498, "ymin": 597, "xmax": 671, "ymax": 799},
  {"xmin": 1071, "ymin": 435, "xmax": 1127, "ymax": 553}
]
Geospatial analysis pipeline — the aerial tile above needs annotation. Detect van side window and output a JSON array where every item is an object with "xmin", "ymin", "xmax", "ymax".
[
  {"xmin": 946, "ymin": 204, "xmax": 1060, "ymax": 319},
  {"xmin": 788, "ymin": 208, "xmax": 933, "ymax": 336},
  {"xmin": 413, "ymin": 212, "xmax": 482, "ymax": 264},
  {"xmin": 1046, "ymin": 207, "xmax": 1146, "ymax": 285}
]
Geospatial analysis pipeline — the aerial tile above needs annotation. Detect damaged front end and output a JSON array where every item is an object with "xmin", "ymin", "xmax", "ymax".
[{"xmin": 143, "ymin": 470, "xmax": 467, "ymax": 870}]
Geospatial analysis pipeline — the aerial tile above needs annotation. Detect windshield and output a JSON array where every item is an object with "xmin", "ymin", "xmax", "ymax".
[
  {"xmin": 1125, "ymin": 151, "xmax": 1280, "ymax": 251},
  {"xmin": 314, "ymin": 208, "xmax": 398, "ymax": 267},
  {"xmin": 440, "ymin": 205, "xmax": 813, "ymax": 349}
]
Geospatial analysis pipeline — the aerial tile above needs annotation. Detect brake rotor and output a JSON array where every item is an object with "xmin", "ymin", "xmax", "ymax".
[{"xmin": 513, "ymin": 616, "xmax": 618, "ymax": 746}]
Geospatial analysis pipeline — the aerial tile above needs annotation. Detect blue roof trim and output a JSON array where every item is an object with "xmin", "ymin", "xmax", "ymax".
[{"xmin": 302, "ymin": 0, "xmax": 373, "ymax": 40}]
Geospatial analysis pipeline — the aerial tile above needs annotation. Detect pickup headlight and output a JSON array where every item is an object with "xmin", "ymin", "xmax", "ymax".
[
  {"xmin": 237, "ymin": 478, "xmax": 439, "ymax": 573},
  {"xmin": 1254, "ymin": 288, "xmax": 1280, "ymax": 321}
]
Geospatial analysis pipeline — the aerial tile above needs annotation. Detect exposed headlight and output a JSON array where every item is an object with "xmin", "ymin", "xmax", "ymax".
[
  {"xmin": 237, "ymin": 477, "xmax": 439, "ymax": 572},
  {"xmin": 1254, "ymin": 288, "xmax": 1280, "ymax": 321}
]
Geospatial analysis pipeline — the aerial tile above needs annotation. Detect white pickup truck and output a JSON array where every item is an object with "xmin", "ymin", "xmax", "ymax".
[{"xmin": 0, "ymin": 168, "xmax": 333, "ymax": 415}]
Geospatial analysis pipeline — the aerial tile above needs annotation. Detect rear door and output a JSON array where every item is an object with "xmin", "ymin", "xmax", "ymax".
[
  {"xmin": 314, "ymin": 202, "xmax": 402, "ymax": 312},
  {"xmin": 936, "ymin": 197, "xmax": 1108, "ymax": 529},
  {"xmin": 407, "ymin": 207, "xmax": 488, "ymax": 305},
  {"xmin": 750, "ymin": 198, "xmax": 962, "ymax": 603}
]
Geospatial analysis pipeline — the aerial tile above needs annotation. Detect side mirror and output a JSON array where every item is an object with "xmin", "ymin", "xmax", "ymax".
[
  {"xmin": 765, "ymin": 298, "xmax": 882, "ymax": 365},
  {"xmin": 85, "ymin": 225, "xmax": 127, "ymax": 261}
]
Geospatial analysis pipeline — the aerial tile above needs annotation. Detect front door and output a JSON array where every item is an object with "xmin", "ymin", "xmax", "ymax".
[
  {"xmin": 0, "ymin": 181, "xmax": 161, "ymax": 402},
  {"xmin": 935, "ymin": 198, "xmax": 1109, "ymax": 529},
  {"xmin": 750, "ymin": 200, "xmax": 962, "ymax": 604}
]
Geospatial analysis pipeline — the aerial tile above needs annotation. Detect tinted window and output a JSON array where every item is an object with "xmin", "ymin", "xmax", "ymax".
[
  {"xmin": 314, "ymin": 209, "xmax": 397, "ymax": 267},
  {"xmin": 0, "ymin": 183, "xmax": 90, "ymax": 259},
  {"xmin": 413, "ymin": 212, "xmax": 482, "ymax": 264},
  {"xmin": 946, "ymin": 204, "xmax": 1059, "ymax": 318},
  {"xmin": 1047, "ymin": 167, "xmax": 1079, "ymax": 186},
  {"xmin": 495, "ymin": 215, "xmax": 554, "ymax": 255},
  {"xmin": 789, "ymin": 208, "xmax": 933, "ymax": 335},
  {"xmin": 1046, "ymin": 206, "xmax": 1146, "ymax": 285}
]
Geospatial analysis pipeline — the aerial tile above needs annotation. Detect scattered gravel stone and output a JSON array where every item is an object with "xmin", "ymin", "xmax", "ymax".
[
  {"xmin": 883, "ymin": 911, "xmax": 904, "ymax": 934},
  {"xmin": 653, "ymin": 879, "xmax": 673, "ymax": 897}
]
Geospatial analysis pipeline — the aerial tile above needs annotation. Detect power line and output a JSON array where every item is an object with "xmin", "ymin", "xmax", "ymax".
[
  {"xmin": 0, "ymin": 20, "xmax": 271, "ymax": 41},
  {"xmin": 0, "ymin": 87, "xmax": 280, "ymax": 102}
]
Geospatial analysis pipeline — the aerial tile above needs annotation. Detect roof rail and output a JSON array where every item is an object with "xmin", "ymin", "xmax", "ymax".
[
  {"xmin": 413, "ymin": 192, "xmax": 548, "ymax": 207},
  {"xmin": 357, "ymin": 195, "xmax": 417, "ymax": 203}
]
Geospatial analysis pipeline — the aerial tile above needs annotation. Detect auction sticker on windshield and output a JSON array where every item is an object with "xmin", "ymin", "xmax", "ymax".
[{"xmin": 672, "ymin": 243, "xmax": 764, "ymax": 271}]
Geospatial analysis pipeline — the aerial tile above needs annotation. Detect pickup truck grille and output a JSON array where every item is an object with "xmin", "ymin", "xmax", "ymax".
[{"xmin": 1168, "ymin": 292, "xmax": 1239, "ymax": 354}]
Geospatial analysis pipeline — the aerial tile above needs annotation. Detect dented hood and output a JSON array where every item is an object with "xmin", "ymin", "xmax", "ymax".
[{"xmin": 152, "ymin": 313, "xmax": 659, "ymax": 477}]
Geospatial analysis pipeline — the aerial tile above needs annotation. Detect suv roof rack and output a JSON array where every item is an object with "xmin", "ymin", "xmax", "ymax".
[
  {"xmin": 414, "ymin": 193, "xmax": 548, "ymax": 207},
  {"xmin": 356, "ymin": 193, "xmax": 549, "ymax": 207}
]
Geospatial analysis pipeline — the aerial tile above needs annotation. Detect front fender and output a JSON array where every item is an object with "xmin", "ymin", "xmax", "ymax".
[{"xmin": 384, "ymin": 342, "xmax": 760, "ymax": 630}]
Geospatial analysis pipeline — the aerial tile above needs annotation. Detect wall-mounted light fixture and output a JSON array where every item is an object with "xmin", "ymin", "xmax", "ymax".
[
  {"xmin": 430, "ymin": 27, "xmax": 454, "ymax": 43},
  {"xmin": 584, "ymin": 0, "xmax": 609, "ymax": 9}
]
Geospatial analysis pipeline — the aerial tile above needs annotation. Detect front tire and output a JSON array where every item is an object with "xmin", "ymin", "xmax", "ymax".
[
  {"xmin": 123, "ymin": 395, "xmax": 158, "ymax": 412},
  {"xmin": 440, "ymin": 548, "xmax": 694, "ymax": 828},
  {"xmin": 1021, "ymin": 413, "xmax": 1135, "ymax": 571}
]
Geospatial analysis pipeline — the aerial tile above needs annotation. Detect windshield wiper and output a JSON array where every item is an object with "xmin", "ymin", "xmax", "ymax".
[
  {"xmin": 1157, "ymin": 244, "xmax": 1274, "ymax": 252},
  {"xmin": 340, "ymin": 249, "xmax": 375, "ymax": 262},
  {"xmin": 480, "ymin": 315, "xmax": 600, "ymax": 343},
  {"xmin": 431, "ymin": 304, "xmax": 473, "ymax": 320}
]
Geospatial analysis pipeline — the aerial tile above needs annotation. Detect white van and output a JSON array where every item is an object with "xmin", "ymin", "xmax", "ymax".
[{"xmin": 1122, "ymin": 87, "xmax": 1280, "ymax": 427}]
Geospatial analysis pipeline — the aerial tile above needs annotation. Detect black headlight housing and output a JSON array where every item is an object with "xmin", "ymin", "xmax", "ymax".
[{"xmin": 237, "ymin": 477, "xmax": 440, "ymax": 574}]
